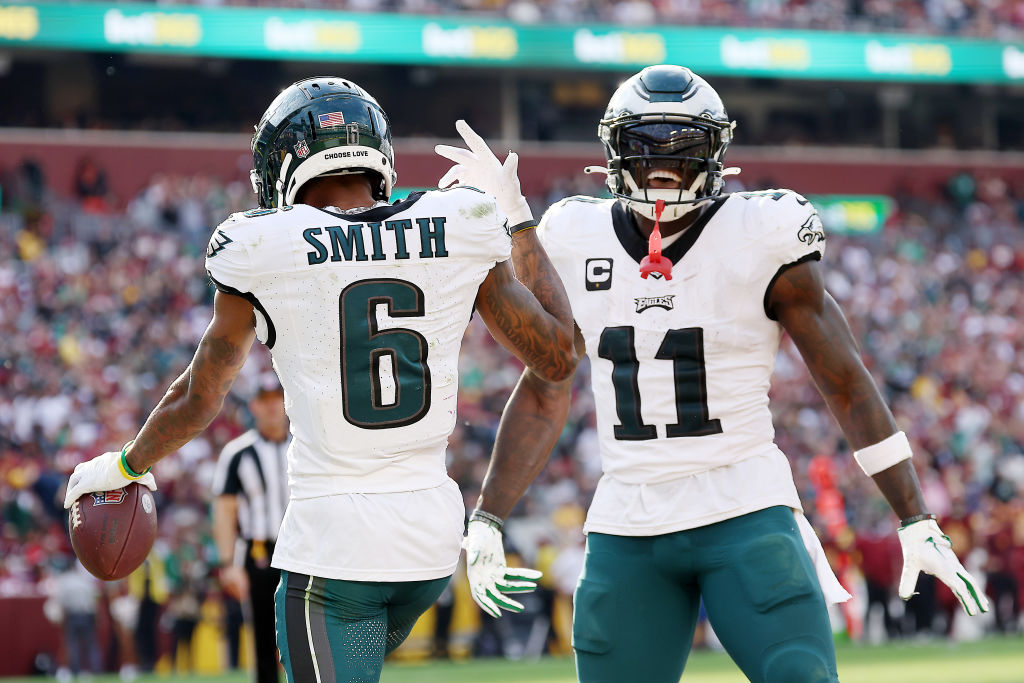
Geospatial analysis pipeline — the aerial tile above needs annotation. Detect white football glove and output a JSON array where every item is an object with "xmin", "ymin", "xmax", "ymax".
[
  {"xmin": 434, "ymin": 119, "xmax": 533, "ymax": 226},
  {"xmin": 462, "ymin": 518, "xmax": 542, "ymax": 618},
  {"xmin": 897, "ymin": 518, "xmax": 989, "ymax": 616},
  {"xmin": 63, "ymin": 448, "xmax": 157, "ymax": 509}
]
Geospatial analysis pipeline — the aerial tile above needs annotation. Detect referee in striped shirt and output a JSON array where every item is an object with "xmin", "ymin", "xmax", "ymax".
[{"xmin": 212, "ymin": 375, "xmax": 290, "ymax": 683}]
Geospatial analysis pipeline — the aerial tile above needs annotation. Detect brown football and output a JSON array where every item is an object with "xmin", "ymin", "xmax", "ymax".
[{"xmin": 69, "ymin": 482, "xmax": 158, "ymax": 580}]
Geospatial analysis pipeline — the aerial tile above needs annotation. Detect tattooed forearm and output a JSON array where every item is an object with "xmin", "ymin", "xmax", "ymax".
[
  {"xmin": 478, "ymin": 369, "xmax": 574, "ymax": 518},
  {"xmin": 481, "ymin": 267, "xmax": 577, "ymax": 381},
  {"xmin": 475, "ymin": 230, "xmax": 577, "ymax": 382},
  {"xmin": 510, "ymin": 230, "xmax": 575, "ymax": 326},
  {"xmin": 127, "ymin": 330, "xmax": 252, "ymax": 473}
]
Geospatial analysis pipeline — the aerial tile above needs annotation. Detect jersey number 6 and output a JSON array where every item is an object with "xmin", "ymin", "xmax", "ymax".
[
  {"xmin": 339, "ymin": 278, "xmax": 431, "ymax": 429},
  {"xmin": 598, "ymin": 326, "xmax": 722, "ymax": 440}
]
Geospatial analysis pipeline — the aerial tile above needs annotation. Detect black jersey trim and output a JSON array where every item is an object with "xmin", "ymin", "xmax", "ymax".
[
  {"xmin": 312, "ymin": 191, "xmax": 427, "ymax": 221},
  {"xmin": 762, "ymin": 251, "xmax": 823, "ymax": 321},
  {"xmin": 610, "ymin": 198, "xmax": 725, "ymax": 267},
  {"xmin": 208, "ymin": 273, "xmax": 278, "ymax": 349}
]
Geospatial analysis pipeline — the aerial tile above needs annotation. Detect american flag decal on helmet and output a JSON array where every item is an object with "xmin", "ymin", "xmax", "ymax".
[
  {"xmin": 91, "ymin": 488, "xmax": 128, "ymax": 505},
  {"xmin": 318, "ymin": 112, "xmax": 346, "ymax": 128}
]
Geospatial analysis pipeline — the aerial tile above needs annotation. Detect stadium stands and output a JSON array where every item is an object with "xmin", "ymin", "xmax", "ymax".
[{"xmin": 130, "ymin": 0, "xmax": 1024, "ymax": 38}]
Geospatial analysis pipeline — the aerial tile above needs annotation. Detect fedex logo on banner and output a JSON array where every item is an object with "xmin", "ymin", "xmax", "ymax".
[{"xmin": 91, "ymin": 489, "xmax": 128, "ymax": 506}]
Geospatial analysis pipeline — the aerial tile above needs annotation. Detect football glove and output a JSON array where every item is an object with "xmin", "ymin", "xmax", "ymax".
[
  {"xmin": 435, "ymin": 119, "xmax": 533, "ymax": 226},
  {"xmin": 63, "ymin": 447, "xmax": 157, "ymax": 509},
  {"xmin": 462, "ymin": 518, "xmax": 542, "ymax": 618},
  {"xmin": 897, "ymin": 518, "xmax": 989, "ymax": 616}
]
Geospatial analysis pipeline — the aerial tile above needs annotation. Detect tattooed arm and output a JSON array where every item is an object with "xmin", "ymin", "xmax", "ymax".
[
  {"xmin": 767, "ymin": 260, "xmax": 928, "ymax": 519},
  {"xmin": 471, "ymin": 228, "xmax": 580, "ymax": 516},
  {"xmin": 475, "ymin": 229, "xmax": 578, "ymax": 382},
  {"xmin": 477, "ymin": 326, "xmax": 585, "ymax": 517},
  {"xmin": 125, "ymin": 291, "xmax": 256, "ymax": 474}
]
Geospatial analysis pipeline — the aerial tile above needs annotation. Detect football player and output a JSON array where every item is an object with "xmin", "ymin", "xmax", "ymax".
[
  {"xmin": 64, "ymin": 77, "xmax": 578, "ymax": 683},
  {"xmin": 457, "ymin": 65, "xmax": 990, "ymax": 683}
]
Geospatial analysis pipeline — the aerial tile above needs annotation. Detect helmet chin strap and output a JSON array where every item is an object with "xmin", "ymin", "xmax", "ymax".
[{"xmin": 639, "ymin": 199, "xmax": 672, "ymax": 280}]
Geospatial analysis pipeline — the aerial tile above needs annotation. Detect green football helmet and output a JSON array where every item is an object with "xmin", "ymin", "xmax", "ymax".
[{"xmin": 250, "ymin": 77, "xmax": 396, "ymax": 208}]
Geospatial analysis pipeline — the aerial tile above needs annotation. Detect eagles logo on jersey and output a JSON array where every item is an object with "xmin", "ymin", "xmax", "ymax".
[
  {"xmin": 206, "ymin": 229, "xmax": 233, "ymax": 258},
  {"xmin": 798, "ymin": 213, "xmax": 826, "ymax": 246}
]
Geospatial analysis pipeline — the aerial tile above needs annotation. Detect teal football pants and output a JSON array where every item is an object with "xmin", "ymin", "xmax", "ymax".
[
  {"xmin": 573, "ymin": 506, "xmax": 838, "ymax": 683},
  {"xmin": 275, "ymin": 570, "xmax": 451, "ymax": 683}
]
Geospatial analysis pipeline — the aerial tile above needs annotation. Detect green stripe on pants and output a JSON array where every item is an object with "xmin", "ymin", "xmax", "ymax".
[{"xmin": 276, "ymin": 571, "xmax": 451, "ymax": 683}]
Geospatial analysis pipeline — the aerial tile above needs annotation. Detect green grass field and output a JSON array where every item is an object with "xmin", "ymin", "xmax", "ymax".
[{"xmin": 8, "ymin": 637, "xmax": 1023, "ymax": 683}]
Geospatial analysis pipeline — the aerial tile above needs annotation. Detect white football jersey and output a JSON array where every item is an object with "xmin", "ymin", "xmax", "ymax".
[
  {"xmin": 205, "ymin": 188, "xmax": 510, "ymax": 580},
  {"xmin": 539, "ymin": 190, "xmax": 826, "ymax": 535}
]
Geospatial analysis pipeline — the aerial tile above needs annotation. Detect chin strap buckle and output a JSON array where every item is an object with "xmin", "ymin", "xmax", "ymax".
[{"xmin": 639, "ymin": 199, "xmax": 672, "ymax": 280}]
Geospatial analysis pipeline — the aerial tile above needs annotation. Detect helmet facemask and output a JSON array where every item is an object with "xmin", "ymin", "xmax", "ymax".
[{"xmin": 603, "ymin": 114, "xmax": 731, "ymax": 221}]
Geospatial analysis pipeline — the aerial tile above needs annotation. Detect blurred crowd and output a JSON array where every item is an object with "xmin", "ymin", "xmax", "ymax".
[
  {"xmin": 1, "ymin": 156, "xmax": 1023, "ymax": 675},
  {"xmin": 141, "ymin": 0, "xmax": 1024, "ymax": 39}
]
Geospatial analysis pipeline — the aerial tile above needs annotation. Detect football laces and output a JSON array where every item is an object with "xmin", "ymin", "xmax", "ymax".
[{"xmin": 71, "ymin": 501, "xmax": 82, "ymax": 529}]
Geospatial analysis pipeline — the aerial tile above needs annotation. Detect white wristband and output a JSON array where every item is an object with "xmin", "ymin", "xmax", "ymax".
[{"xmin": 853, "ymin": 431, "xmax": 912, "ymax": 476}]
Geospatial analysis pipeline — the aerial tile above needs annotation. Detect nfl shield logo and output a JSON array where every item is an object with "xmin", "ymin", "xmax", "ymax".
[
  {"xmin": 294, "ymin": 140, "xmax": 310, "ymax": 159},
  {"xmin": 91, "ymin": 488, "xmax": 128, "ymax": 506}
]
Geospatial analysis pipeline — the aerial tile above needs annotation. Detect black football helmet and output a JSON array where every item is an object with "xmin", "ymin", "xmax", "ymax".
[
  {"xmin": 250, "ymin": 77, "xmax": 396, "ymax": 208},
  {"xmin": 596, "ymin": 65, "xmax": 736, "ymax": 220}
]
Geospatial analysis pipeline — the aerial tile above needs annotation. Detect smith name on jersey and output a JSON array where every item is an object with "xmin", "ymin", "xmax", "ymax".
[
  {"xmin": 205, "ymin": 188, "xmax": 511, "ymax": 502},
  {"xmin": 538, "ymin": 189, "xmax": 826, "ymax": 534}
]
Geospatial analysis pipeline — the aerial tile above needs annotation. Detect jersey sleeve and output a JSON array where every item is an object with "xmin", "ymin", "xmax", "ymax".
[
  {"xmin": 537, "ymin": 196, "xmax": 587, "ymax": 281},
  {"xmin": 204, "ymin": 214, "xmax": 253, "ymax": 295},
  {"xmin": 755, "ymin": 190, "xmax": 827, "ymax": 320},
  {"xmin": 491, "ymin": 201, "xmax": 512, "ymax": 264},
  {"xmin": 439, "ymin": 187, "xmax": 511, "ymax": 265},
  {"xmin": 762, "ymin": 189, "xmax": 826, "ymax": 267}
]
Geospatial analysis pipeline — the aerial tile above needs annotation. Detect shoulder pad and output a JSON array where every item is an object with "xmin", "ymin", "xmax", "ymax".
[
  {"xmin": 730, "ymin": 189, "xmax": 825, "ymax": 260},
  {"xmin": 546, "ymin": 195, "xmax": 614, "ymax": 214},
  {"xmin": 434, "ymin": 185, "xmax": 486, "ymax": 195},
  {"xmin": 541, "ymin": 195, "xmax": 611, "ymax": 226},
  {"xmin": 424, "ymin": 187, "xmax": 500, "ymax": 219},
  {"xmin": 561, "ymin": 194, "xmax": 608, "ymax": 206},
  {"xmin": 236, "ymin": 205, "xmax": 296, "ymax": 219},
  {"xmin": 732, "ymin": 189, "xmax": 817, "ymax": 223},
  {"xmin": 733, "ymin": 188, "xmax": 809, "ymax": 205}
]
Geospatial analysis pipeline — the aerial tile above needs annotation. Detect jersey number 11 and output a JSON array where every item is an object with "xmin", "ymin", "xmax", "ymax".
[{"xmin": 598, "ymin": 327, "xmax": 723, "ymax": 441}]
